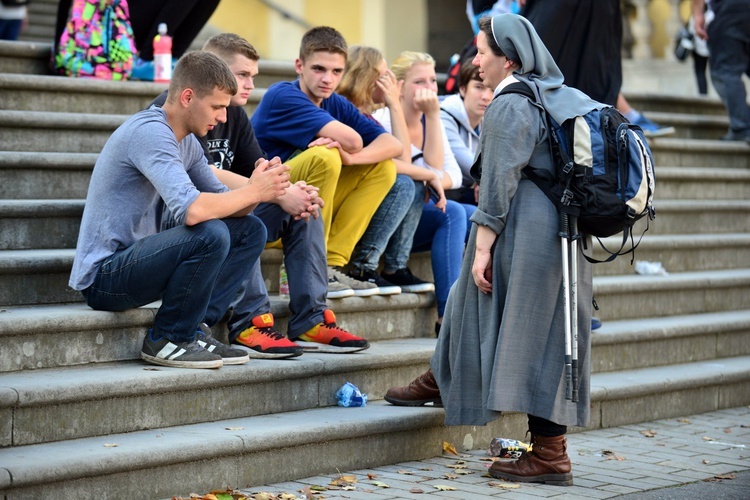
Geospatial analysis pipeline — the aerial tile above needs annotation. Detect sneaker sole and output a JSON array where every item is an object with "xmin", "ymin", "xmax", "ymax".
[
  {"xmin": 295, "ymin": 341, "xmax": 369, "ymax": 354},
  {"xmin": 141, "ymin": 352, "xmax": 223, "ymax": 369},
  {"xmin": 327, "ymin": 289, "xmax": 356, "ymax": 299},
  {"xmin": 232, "ymin": 344, "xmax": 303, "ymax": 359},
  {"xmin": 350, "ymin": 288, "xmax": 380, "ymax": 297},
  {"xmin": 643, "ymin": 126, "xmax": 676, "ymax": 138},
  {"xmin": 399, "ymin": 284, "xmax": 435, "ymax": 293},
  {"xmin": 220, "ymin": 354, "xmax": 251, "ymax": 365},
  {"xmin": 376, "ymin": 285, "xmax": 402, "ymax": 296}
]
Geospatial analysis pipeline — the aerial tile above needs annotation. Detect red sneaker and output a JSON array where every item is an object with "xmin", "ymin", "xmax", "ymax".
[
  {"xmin": 296, "ymin": 310, "xmax": 369, "ymax": 353},
  {"xmin": 233, "ymin": 313, "xmax": 303, "ymax": 359}
]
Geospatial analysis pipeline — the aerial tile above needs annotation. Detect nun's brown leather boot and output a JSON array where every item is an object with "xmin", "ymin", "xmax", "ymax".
[
  {"xmin": 384, "ymin": 369, "xmax": 442, "ymax": 407},
  {"xmin": 489, "ymin": 434, "xmax": 573, "ymax": 486}
]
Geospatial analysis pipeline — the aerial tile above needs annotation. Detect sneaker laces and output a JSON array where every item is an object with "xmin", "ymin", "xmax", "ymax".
[{"xmin": 254, "ymin": 325, "xmax": 286, "ymax": 341}]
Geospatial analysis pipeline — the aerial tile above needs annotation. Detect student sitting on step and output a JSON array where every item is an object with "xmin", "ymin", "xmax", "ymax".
[
  {"xmin": 150, "ymin": 33, "xmax": 370, "ymax": 357},
  {"xmin": 250, "ymin": 26, "xmax": 404, "ymax": 297},
  {"xmin": 69, "ymin": 51, "xmax": 289, "ymax": 369}
]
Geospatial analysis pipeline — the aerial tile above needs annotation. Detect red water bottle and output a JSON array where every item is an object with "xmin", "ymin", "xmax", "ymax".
[{"xmin": 153, "ymin": 23, "xmax": 172, "ymax": 83}]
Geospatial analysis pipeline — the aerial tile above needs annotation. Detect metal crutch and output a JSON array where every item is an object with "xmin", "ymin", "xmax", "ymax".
[
  {"xmin": 559, "ymin": 211, "xmax": 573, "ymax": 401},
  {"xmin": 559, "ymin": 210, "xmax": 580, "ymax": 402}
]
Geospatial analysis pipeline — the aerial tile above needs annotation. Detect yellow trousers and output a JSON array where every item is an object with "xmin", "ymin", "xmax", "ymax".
[{"xmin": 276, "ymin": 146, "xmax": 395, "ymax": 267}]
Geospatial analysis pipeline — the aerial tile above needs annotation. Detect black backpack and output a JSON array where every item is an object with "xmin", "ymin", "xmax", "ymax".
[
  {"xmin": 499, "ymin": 82, "xmax": 656, "ymax": 263},
  {"xmin": 444, "ymin": 37, "xmax": 478, "ymax": 95}
]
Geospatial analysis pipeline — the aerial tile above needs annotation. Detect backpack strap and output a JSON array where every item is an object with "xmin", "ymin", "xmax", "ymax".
[{"xmin": 497, "ymin": 82, "xmax": 577, "ymax": 215}]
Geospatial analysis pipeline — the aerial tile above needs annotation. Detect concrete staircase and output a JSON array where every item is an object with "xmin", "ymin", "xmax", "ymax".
[{"xmin": 1, "ymin": 34, "xmax": 750, "ymax": 498}]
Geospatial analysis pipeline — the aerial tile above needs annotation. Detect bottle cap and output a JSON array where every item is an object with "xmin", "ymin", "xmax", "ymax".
[{"xmin": 158, "ymin": 23, "xmax": 168, "ymax": 35}]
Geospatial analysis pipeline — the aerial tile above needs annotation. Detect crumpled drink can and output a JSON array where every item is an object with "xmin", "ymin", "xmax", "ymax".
[
  {"xmin": 336, "ymin": 382, "xmax": 368, "ymax": 407},
  {"xmin": 488, "ymin": 437, "xmax": 531, "ymax": 459}
]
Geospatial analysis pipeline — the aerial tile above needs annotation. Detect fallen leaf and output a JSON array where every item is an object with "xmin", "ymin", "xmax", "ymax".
[
  {"xmin": 371, "ymin": 481, "xmax": 390, "ymax": 488},
  {"xmin": 279, "ymin": 494, "xmax": 297, "ymax": 500},
  {"xmin": 308, "ymin": 485, "xmax": 327, "ymax": 491},
  {"xmin": 225, "ymin": 427, "xmax": 245, "ymax": 431},
  {"xmin": 443, "ymin": 473, "xmax": 458, "ymax": 480},
  {"xmin": 397, "ymin": 470, "xmax": 415, "ymax": 475},
  {"xmin": 250, "ymin": 494, "xmax": 275, "ymax": 500},
  {"xmin": 703, "ymin": 436, "xmax": 716, "ymax": 441},
  {"xmin": 741, "ymin": 424, "xmax": 749, "ymax": 428},
  {"xmin": 640, "ymin": 429, "xmax": 657, "ymax": 438},
  {"xmin": 329, "ymin": 475, "xmax": 357, "ymax": 487},
  {"xmin": 409, "ymin": 488, "xmax": 424, "ymax": 494},
  {"xmin": 103, "ymin": 443, "xmax": 118, "ymax": 448},
  {"xmin": 479, "ymin": 457, "xmax": 494, "ymax": 462},
  {"xmin": 446, "ymin": 464, "xmax": 467, "ymax": 469},
  {"xmin": 488, "ymin": 482, "xmax": 521, "ymax": 489},
  {"xmin": 419, "ymin": 467, "xmax": 433, "ymax": 471},
  {"xmin": 724, "ymin": 427, "xmax": 733, "ymax": 434},
  {"xmin": 677, "ymin": 418, "xmax": 691, "ymax": 424},
  {"xmin": 455, "ymin": 470, "xmax": 473, "ymax": 475},
  {"xmin": 202, "ymin": 495, "xmax": 219, "ymax": 500},
  {"xmin": 301, "ymin": 485, "xmax": 315, "ymax": 499},
  {"xmin": 366, "ymin": 473, "xmax": 377, "ymax": 480},
  {"xmin": 434, "ymin": 484, "xmax": 457, "ymax": 491},
  {"xmin": 601, "ymin": 450, "xmax": 625, "ymax": 461},
  {"xmin": 715, "ymin": 473, "xmax": 736, "ymax": 480},
  {"xmin": 703, "ymin": 460, "xmax": 711, "ymax": 464},
  {"xmin": 144, "ymin": 367, "xmax": 161, "ymax": 371},
  {"xmin": 443, "ymin": 441, "xmax": 459, "ymax": 455}
]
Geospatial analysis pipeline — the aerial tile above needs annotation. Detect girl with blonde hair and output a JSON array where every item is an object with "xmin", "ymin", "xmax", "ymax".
[{"xmin": 340, "ymin": 48, "xmax": 473, "ymax": 332}]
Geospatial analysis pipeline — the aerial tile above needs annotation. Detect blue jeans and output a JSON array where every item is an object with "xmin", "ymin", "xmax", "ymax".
[
  {"xmin": 411, "ymin": 200, "xmax": 470, "ymax": 318},
  {"xmin": 0, "ymin": 19, "xmax": 22, "ymax": 41},
  {"xmin": 348, "ymin": 174, "xmax": 416, "ymax": 273},
  {"xmin": 382, "ymin": 179, "xmax": 427, "ymax": 273},
  {"xmin": 227, "ymin": 202, "xmax": 328, "ymax": 340},
  {"xmin": 83, "ymin": 216, "xmax": 266, "ymax": 343},
  {"xmin": 708, "ymin": 0, "xmax": 750, "ymax": 135}
]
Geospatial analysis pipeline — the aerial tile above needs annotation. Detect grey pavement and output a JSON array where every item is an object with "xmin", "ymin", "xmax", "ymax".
[{"xmin": 224, "ymin": 406, "xmax": 750, "ymax": 499}]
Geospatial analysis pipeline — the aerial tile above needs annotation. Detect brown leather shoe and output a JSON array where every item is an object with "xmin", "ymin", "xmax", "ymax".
[
  {"xmin": 489, "ymin": 434, "xmax": 573, "ymax": 486},
  {"xmin": 384, "ymin": 369, "xmax": 442, "ymax": 407}
]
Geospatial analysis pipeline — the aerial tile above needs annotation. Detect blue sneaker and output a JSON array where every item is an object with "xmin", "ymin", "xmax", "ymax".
[
  {"xmin": 130, "ymin": 57, "xmax": 154, "ymax": 81},
  {"xmin": 632, "ymin": 115, "xmax": 675, "ymax": 138},
  {"xmin": 591, "ymin": 317, "xmax": 602, "ymax": 330}
]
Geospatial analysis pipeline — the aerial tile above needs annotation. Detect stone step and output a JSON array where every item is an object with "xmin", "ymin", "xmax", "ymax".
[
  {"xmin": 0, "ymin": 199, "xmax": 82, "ymax": 250},
  {"xmin": 656, "ymin": 166, "xmax": 750, "ymax": 200},
  {"xmin": 590, "ymin": 310, "xmax": 750, "ymax": 373},
  {"xmin": 0, "ymin": 152, "xmax": 97, "ymax": 200},
  {"xmin": 593, "ymin": 268, "xmax": 750, "ymax": 321},
  {"xmin": 3, "ymin": 197, "xmax": 745, "ymax": 251},
  {"xmin": 1, "ymin": 330, "xmax": 748, "ymax": 447},
  {"xmin": 650, "ymin": 137, "xmax": 750, "ymax": 169},
  {"xmin": 633, "ymin": 199, "xmax": 750, "ymax": 236},
  {"xmin": 644, "ymin": 111, "xmax": 728, "ymax": 140},
  {"xmin": 0, "ymin": 292, "xmax": 437, "ymax": 372},
  {"xmin": 591, "ymin": 233, "xmax": 750, "ymax": 276},
  {"xmin": 624, "ymin": 91, "xmax": 727, "ymax": 116},
  {"xmin": 0, "ymin": 73, "xmax": 263, "ymax": 115},
  {"xmin": 0, "ymin": 110, "xmax": 125, "ymax": 153},
  {"xmin": 0, "ymin": 355, "xmax": 747, "ymax": 497},
  {"xmin": 3, "ymin": 227, "xmax": 747, "ymax": 306},
  {"xmin": 0, "ymin": 39, "xmax": 53, "ymax": 75}
]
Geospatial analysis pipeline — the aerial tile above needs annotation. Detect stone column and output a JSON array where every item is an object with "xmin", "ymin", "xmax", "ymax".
[{"xmin": 630, "ymin": 0, "xmax": 653, "ymax": 59}]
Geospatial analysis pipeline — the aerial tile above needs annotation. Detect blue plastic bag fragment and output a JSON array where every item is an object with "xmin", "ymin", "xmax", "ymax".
[{"xmin": 336, "ymin": 382, "xmax": 368, "ymax": 407}]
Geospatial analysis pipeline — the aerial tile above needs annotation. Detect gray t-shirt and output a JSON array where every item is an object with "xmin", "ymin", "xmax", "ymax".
[{"xmin": 69, "ymin": 106, "xmax": 228, "ymax": 291}]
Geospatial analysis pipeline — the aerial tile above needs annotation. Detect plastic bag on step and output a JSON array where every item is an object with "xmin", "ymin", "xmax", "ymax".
[
  {"xmin": 336, "ymin": 382, "xmax": 368, "ymax": 407},
  {"xmin": 634, "ymin": 260, "xmax": 669, "ymax": 276}
]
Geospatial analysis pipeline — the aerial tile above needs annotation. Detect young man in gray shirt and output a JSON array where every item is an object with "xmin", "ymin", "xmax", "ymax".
[{"xmin": 69, "ymin": 51, "xmax": 291, "ymax": 369}]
